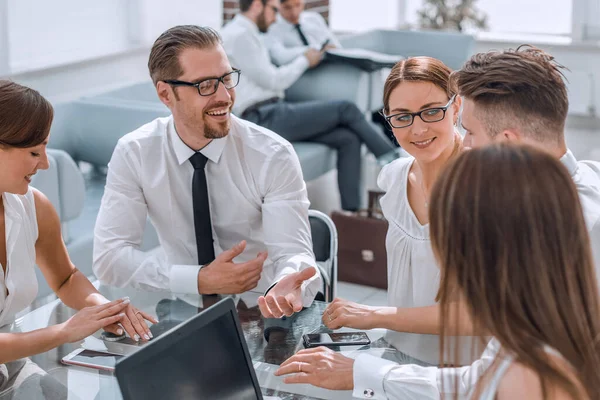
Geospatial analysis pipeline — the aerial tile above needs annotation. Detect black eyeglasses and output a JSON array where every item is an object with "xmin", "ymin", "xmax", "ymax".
[
  {"xmin": 383, "ymin": 95, "xmax": 456, "ymax": 128},
  {"xmin": 163, "ymin": 69, "xmax": 241, "ymax": 96}
]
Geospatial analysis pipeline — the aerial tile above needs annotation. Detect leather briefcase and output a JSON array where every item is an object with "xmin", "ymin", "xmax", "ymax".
[{"xmin": 331, "ymin": 191, "xmax": 388, "ymax": 290}]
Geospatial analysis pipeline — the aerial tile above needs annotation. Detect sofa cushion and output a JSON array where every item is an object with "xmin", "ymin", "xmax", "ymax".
[{"xmin": 292, "ymin": 142, "xmax": 336, "ymax": 182}]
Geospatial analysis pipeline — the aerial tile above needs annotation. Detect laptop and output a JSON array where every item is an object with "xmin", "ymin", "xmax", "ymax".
[{"xmin": 115, "ymin": 297, "xmax": 263, "ymax": 400}]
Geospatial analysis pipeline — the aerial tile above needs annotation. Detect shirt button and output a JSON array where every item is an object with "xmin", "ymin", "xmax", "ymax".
[{"xmin": 363, "ymin": 388, "xmax": 375, "ymax": 398}]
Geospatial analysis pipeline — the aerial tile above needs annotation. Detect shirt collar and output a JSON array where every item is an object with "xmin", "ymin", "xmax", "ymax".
[
  {"xmin": 168, "ymin": 117, "xmax": 227, "ymax": 166},
  {"xmin": 277, "ymin": 14, "xmax": 296, "ymax": 28},
  {"xmin": 560, "ymin": 149, "xmax": 579, "ymax": 178},
  {"xmin": 234, "ymin": 14, "xmax": 260, "ymax": 36}
]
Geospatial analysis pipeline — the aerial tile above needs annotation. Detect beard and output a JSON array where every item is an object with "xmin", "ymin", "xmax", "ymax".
[
  {"xmin": 202, "ymin": 101, "xmax": 232, "ymax": 139},
  {"xmin": 257, "ymin": 11, "xmax": 270, "ymax": 33},
  {"xmin": 204, "ymin": 116, "xmax": 230, "ymax": 139}
]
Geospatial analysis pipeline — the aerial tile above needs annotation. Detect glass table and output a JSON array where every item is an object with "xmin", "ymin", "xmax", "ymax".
[{"xmin": 1, "ymin": 285, "xmax": 429, "ymax": 400}]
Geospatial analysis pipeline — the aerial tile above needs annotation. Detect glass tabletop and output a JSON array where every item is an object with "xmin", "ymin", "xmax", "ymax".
[{"xmin": 1, "ymin": 285, "xmax": 428, "ymax": 400}]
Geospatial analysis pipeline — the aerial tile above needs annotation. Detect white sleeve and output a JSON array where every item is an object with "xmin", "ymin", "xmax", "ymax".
[
  {"xmin": 93, "ymin": 141, "xmax": 201, "ymax": 294},
  {"xmin": 259, "ymin": 143, "xmax": 321, "ymax": 306},
  {"xmin": 229, "ymin": 33, "xmax": 309, "ymax": 92},
  {"xmin": 265, "ymin": 34, "xmax": 309, "ymax": 66},
  {"xmin": 353, "ymin": 354, "xmax": 440, "ymax": 400},
  {"xmin": 353, "ymin": 340, "xmax": 499, "ymax": 399}
]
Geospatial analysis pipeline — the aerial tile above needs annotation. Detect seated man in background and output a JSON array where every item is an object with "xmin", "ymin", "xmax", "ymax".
[
  {"xmin": 265, "ymin": 0, "xmax": 340, "ymax": 66},
  {"xmin": 221, "ymin": 0, "xmax": 396, "ymax": 211},
  {"xmin": 266, "ymin": 0, "xmax": 396, "ymax": 145},
  {"xmin": 93, "ymin": 25, "xmax": 321, "ymax": 319}
]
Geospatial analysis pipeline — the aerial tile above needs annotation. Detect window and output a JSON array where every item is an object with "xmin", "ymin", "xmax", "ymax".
[
  {"xmin": 7, "ymin": 0, "xmax": 131, "ymax": 73},
  {"xmin": 1, "ymin": 0, "xmax": 223, "ymax": 74},
  {"xmin": 404, "ymin": 0, "xmax": 573, "ymax": 37},
  {"xmin": 330, "ymin": 0, "xmax": 402, "ymax": 33}
]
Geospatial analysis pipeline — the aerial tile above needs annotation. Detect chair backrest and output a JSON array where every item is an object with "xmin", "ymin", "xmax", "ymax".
[
  {"xmin": 30, "ymin": 149, "xmax": 85, "ymax": 226},
  {"xmin": 30, "ymin": 149, "xmax": 87, "ymax": 300},
  {"xmin": 308, "ymin": 210, "xmax": 338, "ymax": 301}
]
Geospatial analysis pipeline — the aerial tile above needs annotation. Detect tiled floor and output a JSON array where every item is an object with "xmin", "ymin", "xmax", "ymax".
[{"xmin": 336, "ymin": 281, "xmax": 388, "ymax": 306}]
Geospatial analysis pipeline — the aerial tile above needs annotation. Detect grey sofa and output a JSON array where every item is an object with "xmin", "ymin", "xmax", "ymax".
[
  {"xmin": 337, "ymin": 29, "xmax": 476, "ymax": 112},
  {"xmin": 30, "ymin": 149, "xmax": 90, "ymax": 298}
]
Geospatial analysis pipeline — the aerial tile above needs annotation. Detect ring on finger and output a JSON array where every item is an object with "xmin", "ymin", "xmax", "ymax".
[
  {"xmin": 328, "ymin": 314, "xmax": 332, "ymax": 322},
  {"xmin": 298, "ymin": 362, "xmax": 302, "ymax": 373}
]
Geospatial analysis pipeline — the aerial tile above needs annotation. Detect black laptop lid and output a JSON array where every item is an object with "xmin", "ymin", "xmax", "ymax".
[{"xmin": 116, "ymin": 297, "xmax": 263, "ymax": 400}]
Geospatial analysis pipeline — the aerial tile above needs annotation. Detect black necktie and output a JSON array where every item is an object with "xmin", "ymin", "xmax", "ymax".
[
  {"xmin": 189, "ymin": 152, "xmax": 215, "ymax": 265},
  {"xmin": 294, "ymin": 24, "xmax": 310, "ymax": 46}
]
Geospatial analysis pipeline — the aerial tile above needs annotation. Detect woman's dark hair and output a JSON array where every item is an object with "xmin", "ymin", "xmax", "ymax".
[
  {"xmin": 0, "ymin": 80, "xmax": 53, "ymax": 148},
  {"xmin": 430, "ymin": 143, "xmax": 600, "ymax": 399}
]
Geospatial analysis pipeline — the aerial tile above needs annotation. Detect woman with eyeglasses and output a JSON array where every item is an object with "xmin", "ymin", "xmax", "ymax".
[
  {"xmin": 276, "ymin": 144, "xmax": 600, "ymax": 399},
  {"xmin": 0, "ymin": 81, "xmax": 156, "ymax": 398},
  {"xmin": 320, "ymin": 57, "xmax": 468, "ymax": 365}
]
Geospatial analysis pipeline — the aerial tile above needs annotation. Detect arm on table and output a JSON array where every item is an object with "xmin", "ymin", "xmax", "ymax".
[
  {"xmin": 0, "ymin": 299, "xmax": 129, "ymax": 364},
  {"xmin": 33, "ymin": 188, "xmax": 156, "ymax": 342},
  {"xmin": 324, "ymin": 298, "xmax": 477, "ymax": 336}
]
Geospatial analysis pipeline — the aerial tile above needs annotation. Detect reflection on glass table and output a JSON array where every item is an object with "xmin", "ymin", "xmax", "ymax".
[{"xmin": 1, "ymin": 285, "xmax": 431, "ymax": 400}]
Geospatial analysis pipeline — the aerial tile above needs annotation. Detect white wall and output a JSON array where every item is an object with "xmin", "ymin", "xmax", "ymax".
[
  {"xmin": 330, "ymin": 0, "xmax": 400, "ymax": 32},
  {"xmin": 1, "ymin": 0, "xmax": 223, "ymax": 103}
]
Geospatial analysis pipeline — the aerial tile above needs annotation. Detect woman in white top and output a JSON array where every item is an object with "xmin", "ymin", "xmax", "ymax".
[
  {"xmin": 276, "ymin": 144, "xmax": 600, "ymax": 399},
  {"xmin": 0, "ymin": 81, "xmax": 157, "ymax": 395},
  {"xmin": 321, "ymin": 57, "xmax": 466, "ymax": 364}
]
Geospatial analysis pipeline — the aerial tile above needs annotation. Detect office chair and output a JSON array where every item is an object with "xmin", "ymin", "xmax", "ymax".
[{"xmin": 308, "ymin": 210, "xmax": 338, "ymax": 302}]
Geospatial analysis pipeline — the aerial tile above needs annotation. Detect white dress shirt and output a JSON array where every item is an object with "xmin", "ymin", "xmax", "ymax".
[
  {"xmin": 93, "ymin": 114, "xmax": 321, "ymax": 306},
  {"xmin": 220, "ymin": 14, "xmax": 309, "ymax": 115},
  {"xmin": 0, "ymin": 189, "xmax": 39, "ymax": 327},
  {"xmin": 351, "ymin": 149, "xmax": 600, "ymax": 399},
  {"xmin": 376, "ymin": 157, "xmax": 477, "ymax": 366},
  {"xmin": 561, "ymin": 149, "xmax": 600, "ymax": 275},
  {"xmin": 265, "ymin": 12, "xmax": 342, "ymax": 66}
]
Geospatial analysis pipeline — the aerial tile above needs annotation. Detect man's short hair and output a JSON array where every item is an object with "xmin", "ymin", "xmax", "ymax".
[
  {"xmin": 148, "ymin": 25, "xmax": 222, "ymax": 85},
  {"xmin": 239, "ymin": 0, "xmax": 267, "ymax": 12},
  {"xmin": 451, "ymin": 45, "xmax": 568, "ymax": 144}
]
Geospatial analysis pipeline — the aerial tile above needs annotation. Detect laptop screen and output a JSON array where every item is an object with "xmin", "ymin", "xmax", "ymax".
[{"xmin": 117, "ymin": 299, "xmax": 262, "ymax": 400}]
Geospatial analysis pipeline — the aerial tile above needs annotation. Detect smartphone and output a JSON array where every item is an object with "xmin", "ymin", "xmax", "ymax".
[
  {"xmin": 302, "ymin": 332, "xmax": 371, "ymax": 348},
  {"xmin": 320, "ymin": 39, "xmax": 331, "ymax": 51},
  {"xmin": 62, "ymin": 348, "xmax": 124, "ymax": 372}
]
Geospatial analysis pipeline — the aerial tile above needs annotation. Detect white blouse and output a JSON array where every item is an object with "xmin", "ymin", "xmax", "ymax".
[
  {"xmin": 378, "ymin": 157, "xmax": 474, "ymax": 365},
  {"xmin": 0, "ymin": 189, "xmax": 39, "ymax": 327}
]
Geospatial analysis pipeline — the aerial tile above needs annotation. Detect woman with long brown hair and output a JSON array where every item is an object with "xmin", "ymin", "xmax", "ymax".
[
  {"xmin": 319, "ymin": 56, "xmax": 468, "ymax": 365},
  {"xmin": 0, "ymin": 80, "xmax": 156, "ymax": 398},
  {"xmin": 275, "ymin": 144, "xmax": 600, "ymax": 399}
]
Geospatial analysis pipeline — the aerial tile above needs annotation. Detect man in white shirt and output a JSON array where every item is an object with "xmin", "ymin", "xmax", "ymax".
[
  {"xmin": 265, "ymin": 0, "xmax": 340, "ymax": 66},
  {"xmin": 274, "ymin": 46, "xmax": 600, "ymax": 398},
  {"xmin": 221, "ymin": 0, "xmax": 396, "ymax": 211},
  {"xmin": 93, "ymin": 25, "xmax": 322, "ymax": 319}
]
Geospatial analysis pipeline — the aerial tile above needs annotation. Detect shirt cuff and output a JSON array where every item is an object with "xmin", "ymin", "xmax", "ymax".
[
  {"xmin": 268, "ymin": 260, "xmax": 321, "ymax": 308},
  {"xmin": 169, "ymin": 264, "xmax": 202, "ymax": 294},
  {"xmin": 296, "ymin": 54, "xmax": 310, "ymax": 70},
  {"xmin": 353, "ymin": 354, "xmax": 397, "ymax": 400}
]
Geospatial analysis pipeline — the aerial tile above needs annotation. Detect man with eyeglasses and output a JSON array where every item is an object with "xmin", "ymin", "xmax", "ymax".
[
  {"xmin": 93, "ymin": 25, "xmax": 322, "ymax": 319},
  {"xmin": 221, "ymin": 0, "xmax": 396, "ymax": 212}
]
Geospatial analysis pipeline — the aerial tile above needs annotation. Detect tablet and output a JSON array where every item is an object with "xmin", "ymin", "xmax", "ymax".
[{"xmin": 62, "ymin": 348, "xmax": 124, "ymax": 372}]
